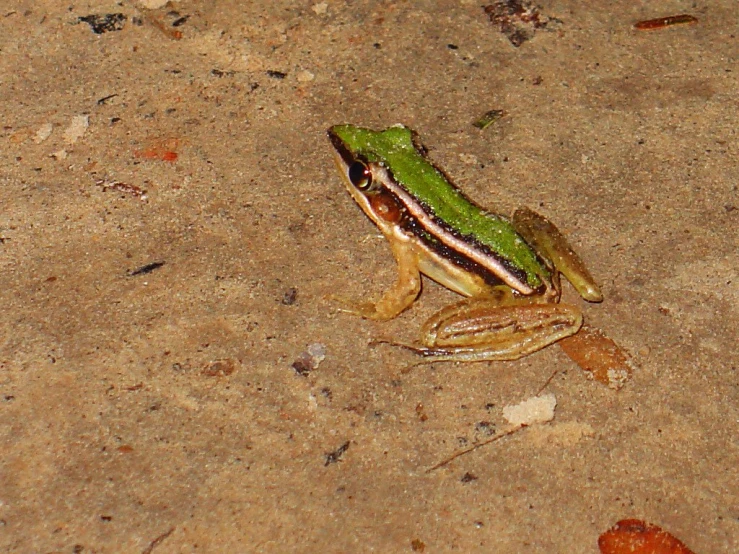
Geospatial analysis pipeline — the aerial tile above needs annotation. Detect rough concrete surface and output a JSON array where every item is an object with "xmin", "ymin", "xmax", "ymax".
[{"xmin": 0, "ymin": 1, "xmax": 736, "ymax": 552}]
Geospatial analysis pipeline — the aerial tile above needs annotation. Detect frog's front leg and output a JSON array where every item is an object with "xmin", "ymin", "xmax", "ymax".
[
  {"xmin": 512, "ymin": 207, "xmax": 603, "ymax": 302},
  {"xmin": 414, "ymin": 288, "xmax": 583, "ymax": 361},
  {"xmin": 334, "ymin": 235, "xmax": 422, "ymax": 321}
]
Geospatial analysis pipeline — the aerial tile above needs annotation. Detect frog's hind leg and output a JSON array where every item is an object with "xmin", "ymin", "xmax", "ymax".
[
  {"xmin": 512, "ymin": 207, "xmax": 603, "ymax": 302},
  {"xmin": 412, "ymin": 288, "xmax": 583, "ymax": 362}
]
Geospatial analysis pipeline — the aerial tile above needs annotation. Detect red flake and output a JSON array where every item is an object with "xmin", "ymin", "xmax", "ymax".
[{"xmin": 599, "ymin": 519, "xmax": 697, "ymax": 554}]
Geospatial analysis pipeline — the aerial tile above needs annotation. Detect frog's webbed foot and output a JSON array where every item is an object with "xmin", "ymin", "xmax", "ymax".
[
  {"xmin": 367, "ymin": 338, "xmax": 433, "ymax": 374},
  {"xmin": 512, "ymin": 207, "xmax": 603, "ymax": 302},
  {"xmin": 329, "ymin": 295, "xmax": 393, "ymax": 321}
]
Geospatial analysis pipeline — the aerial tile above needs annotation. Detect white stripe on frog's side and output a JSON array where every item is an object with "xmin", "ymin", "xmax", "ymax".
[{"xmin": 369, "ymin": 163, "xmax": 536, "ymax": 295}]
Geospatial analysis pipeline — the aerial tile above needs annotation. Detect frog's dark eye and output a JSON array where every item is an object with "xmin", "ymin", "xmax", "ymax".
[{"xmin": 348, "ymin": 161, "xmax": 372, "ymax": 190}]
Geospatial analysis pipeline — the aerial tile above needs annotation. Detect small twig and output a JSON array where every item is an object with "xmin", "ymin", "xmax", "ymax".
[
  {"xmin": 634, "ymin": 14, "xmax": 697, "ymax": 30},
  {"xmin": 142, "ymin": 527, "xmax": 175, "ymax": 554},
  {"xmin": 324, "ymin": 441, "xmax": 351, "ymax": 466},
  {"xmin": 130, "ymin": 261, "xmax": 166, "ymax": 276},
  {"xmin": 535, "ymin": 368, "xmax": 559, "ymax": 396},
  {"xmin": 425, "ymin": 424, "xmax": 526, "ymax": 472}
]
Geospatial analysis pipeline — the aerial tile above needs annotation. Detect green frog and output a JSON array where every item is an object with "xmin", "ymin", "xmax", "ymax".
[{"xmin": 328, "ymin": 124, "xmax": 603, "ymax": 361}]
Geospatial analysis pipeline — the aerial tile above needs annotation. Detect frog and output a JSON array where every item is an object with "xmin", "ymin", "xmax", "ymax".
[{"xmin": 327, "ymin": 124, "xmax": 604, "ymax": 362}]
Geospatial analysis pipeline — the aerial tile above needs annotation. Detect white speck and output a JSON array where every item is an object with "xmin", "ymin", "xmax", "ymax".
[
  {"xmin": 502, "ymin": 393, "xmax": 556, "ymax": 426},
  {"xmin": 308, "ymin": 393, "xmax": 318, "ymax": 411},
  {"xmin": 296, "ymin": 70, "xmax": 315, "ymax": 82},
  {"xmin": 63, "ymin": 115, "xmax": 89, "ymax": 145},
  {"xmin": 311, "ymin": 2, "xmax": 328, "ymax": 15},
  {"xmin": 135, "ymin": 0, "xmax": 171, "ymax": 8},
  {"xmin": 607, "ymin": 368, "xmax": 631, "ymax": 389},
  {"xmin": 307, "ymin": 343, "xmax": 326, "ymax": 365},
  {"xmin": 33, "ymin": 122, "xmax": 53, "ymax": 144}
]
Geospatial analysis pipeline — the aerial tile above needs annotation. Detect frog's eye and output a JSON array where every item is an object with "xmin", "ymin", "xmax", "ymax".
[{"xmin": 348, "ymin": 161, "xmax": 372, "ymax": 190}]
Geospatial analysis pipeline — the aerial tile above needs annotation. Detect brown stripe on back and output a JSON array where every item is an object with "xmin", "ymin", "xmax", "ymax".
[
  {"xmin": 401, "ymin": 214, "xmax": 508, "ymax": 288},
  {"xmin": 398, "ymin": 198, "xmax": 532, "ymax": 288}
]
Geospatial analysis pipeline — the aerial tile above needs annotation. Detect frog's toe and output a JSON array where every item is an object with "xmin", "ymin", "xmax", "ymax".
[{"xmin": 328, "ymin": 295, "xmax": 381, "ymax": 319}]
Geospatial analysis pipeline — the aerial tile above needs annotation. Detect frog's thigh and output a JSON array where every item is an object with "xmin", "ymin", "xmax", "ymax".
[
  {"xmin": 419, "ymin": 296, "xmax": 583, "ymax": 361},
  {"xmin": 512, "ymin": 207, "xmax": 603, "ymax": 302}
]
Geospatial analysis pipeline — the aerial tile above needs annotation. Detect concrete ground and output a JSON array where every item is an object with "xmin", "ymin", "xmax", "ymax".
[{"xmin": 0, "ymin": 1, "xmax": 736, "ymax": 552}]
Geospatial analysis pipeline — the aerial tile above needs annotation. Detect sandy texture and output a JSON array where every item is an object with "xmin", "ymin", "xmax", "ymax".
[{"xmin": 1, "ymin": 1, "xmax": 736, "ymax": 552}]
